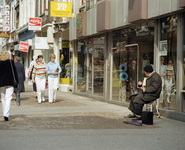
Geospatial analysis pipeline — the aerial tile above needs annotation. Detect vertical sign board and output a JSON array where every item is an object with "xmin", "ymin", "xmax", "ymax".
[
  {"xmin": 19, "ymin": 42, "xmax": 29, "ymax": 52},
  {"xmin": 28, "ymin": 18, "xmax": 42, "ymax": 31},
  {"xmin": 50, "ymin": 1, "xmax": 72, "ymax": 17},
  {"xmin": 4, "ymin": 5, "xmax": 10, "ymax": 31}
]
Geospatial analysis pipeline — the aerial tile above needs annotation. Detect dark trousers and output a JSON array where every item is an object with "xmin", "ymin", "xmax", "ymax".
[{"xmin": 128, "ymin": 95, "xmax": 144, "ymax": 115}]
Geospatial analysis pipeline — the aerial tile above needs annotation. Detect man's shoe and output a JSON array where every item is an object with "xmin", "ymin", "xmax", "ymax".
[
  {"xmin": 132, "ymin": 116, "xmax": 142, "ymax": 121},
  {"xmin": 4, "ymin": 116, "xmax": 9, "ymax": 121},
  {"xmin": 53, "ymin": 99, "xmax": 56, "ymax": 103},
  {"xmin": 124, "ymin": 114, "xmax": 136, "ymax": 118},
  {"xmin": 42, "ymin": 98, "xmax": 45, "ymax": 102}
]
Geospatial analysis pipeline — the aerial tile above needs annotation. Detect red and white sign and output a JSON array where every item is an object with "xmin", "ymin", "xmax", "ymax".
[
  {"xmin": 28, "ymin": 18, "xmax": 42, "ymax": 31},
  {"xmin": 5, "ymin": 27, "xmax": 10, "ymax": 31},
  {"xmin": 5, "ymin": 5, "xmax": 10, "ymax": 10},
  {"xmin": 19, "ymin": 42, "xmax": 29, "ymax": 52},
  {"xmin": 5, "ymin": 21, "xmax": 9, "ymax": 25}
]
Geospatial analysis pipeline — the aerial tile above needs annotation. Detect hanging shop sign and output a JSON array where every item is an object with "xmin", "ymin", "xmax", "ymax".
[
  {"xmin": 19, "ymin": 42, "xmax": 29, "ymax": 52},
  {"xmin": 76, "ymin": 16, "xmax": 83, "ymax": 32},
  {"xmin": 0, "ymin": 31, "xmax": 10, "ymax": 38},
  {"xmin": 28, "ymin": 18, "xmax": 42, "ymax": 31},
  {"xmin": 50, "ymin": 1, "xmax": 72, "ymax": 17}
]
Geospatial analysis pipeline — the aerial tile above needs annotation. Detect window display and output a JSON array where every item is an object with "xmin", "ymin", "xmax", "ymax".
[
  {"xmin": 93, "ymin": 36, "xmax": 104, "ymax": 96},
  {"xmin": 159, "ymin": 15, "xmax": 177, "ymax": 110},
  {"xmin": 77, "ymin": 40, "xmax": 87, "ymax": 92},
  {"xmin": 112, "ymin": 21, "xmax": 154, "ymax": 102}
]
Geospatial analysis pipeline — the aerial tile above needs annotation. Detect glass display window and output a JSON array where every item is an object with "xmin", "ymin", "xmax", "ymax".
[
  {"xmin": 112, "ymin": 21, "xmax": 155, "ymax": 102},
  {"xmin": 159, "ymin": 15, "xmax": 177, "ymax": 110},
  {"xmin": 77, "ymin": 40, "xmax": 87, "ymax": 92},
  {"xmin": 93, "ymin": 36, "xmax": 104, "ymax": 96},
  {"xmin": 59, "ymin": 41, "xmax": 73, "ymax": 85}
]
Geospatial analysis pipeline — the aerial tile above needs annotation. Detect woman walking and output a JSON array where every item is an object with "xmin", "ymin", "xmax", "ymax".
[
  {"xmin": 29, "ymin": 58, "xmax": 38, "ymax": 98},
  {"xmin": 32, "ymin": 55, "xmax": 46, "ymax": 104},
  {"xmin": 14, "ymin": 57, "xmax": 25, "ymax": 94},
  {"xmin": 0, "ymin": 50, "xmax": 19, "ymax": 121},
  {"xmin": 45, "ymin": 54, "xmax": 61, "ymax": 103}
]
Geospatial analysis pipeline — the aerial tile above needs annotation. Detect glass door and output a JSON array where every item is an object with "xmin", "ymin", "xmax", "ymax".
[{"xmin": 86, "ymin": 46, "xmax": 93, "ymax": 94}]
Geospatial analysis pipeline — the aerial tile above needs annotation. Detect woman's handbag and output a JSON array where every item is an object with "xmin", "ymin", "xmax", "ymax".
[
  {"xmin": 10, "ymin": 60, "xmax": 18, "ymax": 87},
  {"xmin": 10, "ymin": 60, "xmax": 21, "ymax": 106}
]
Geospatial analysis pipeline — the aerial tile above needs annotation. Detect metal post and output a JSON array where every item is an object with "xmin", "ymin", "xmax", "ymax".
[{"xmin": 176, "ymin": 13, "xmax": 184, "ymax": 113}]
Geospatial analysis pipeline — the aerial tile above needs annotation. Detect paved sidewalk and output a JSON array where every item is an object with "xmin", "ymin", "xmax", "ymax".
[{"xmin": 0, "ymin": 84, "xmax": 185, "ymax": 150}]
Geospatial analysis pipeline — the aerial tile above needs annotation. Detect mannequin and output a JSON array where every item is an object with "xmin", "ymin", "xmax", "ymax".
[{"xmin": 165, "ymin": 58, "xmax": 175, "ymax": 103}]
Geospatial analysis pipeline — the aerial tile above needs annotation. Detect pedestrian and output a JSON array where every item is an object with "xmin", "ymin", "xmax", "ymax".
[
  {"xmin": 160, "ymin": 57, "xmax": 166, "ymax": 103},
  {"xmin": 0, "ymin": 50, "xmax": 19, "ymax": 121},
  {"xmin": 32, "ymin": 55, "xmax": 46, "ymax": 104},
  {"xmin": 29, "ymin": 57, "xmax": 38, "ymax": 98},
  {"xmin": 45, "ymin": 54, "xmax": 61, "ymax": 103},
  {"xmin": 14, "ymin": 56, "xmax": 25, "ymax": 95},
  {"xmin": 124, "ymin": 65, "xmax": 162, "ymax": 120},
  {"xmin": 165, "ymin": 58, "xmax": 175, "ymax": 103}
]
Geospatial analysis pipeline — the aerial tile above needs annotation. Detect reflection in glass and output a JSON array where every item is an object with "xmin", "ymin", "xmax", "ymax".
[
  {"xmin": 159, "ymin": 15, "xmax": 177, "ymax": 110},
  {"xmin": 93, "ymin": 37, "xmax": 104, "ymax": 96},
  {"xmin": 77, "ymin": 41, "xmax": 87, "ymax": 92},
  {"xmin": 112, "ymin": 21, "xmax": 154, "ymax": 102}
]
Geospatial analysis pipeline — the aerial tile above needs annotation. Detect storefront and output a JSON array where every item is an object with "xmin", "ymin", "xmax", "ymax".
[
  {"xmin": 110, "ymin": 13, "xmax": 185, "ymax": 115},
  {"xmin": 112, "ymin": 21, "xmax": 155, "ymax": 102},
  {"xmin": 75, "ymin": 34, "xmax": 105, "ymax": 98},
  {"xmin": 69, "ymin": 0, "xmax": 185, "ymax": 121},
  {"xmin": 59, "ymin": 41, "xmax": 73, "ymax": 87},
  {"xmin": 158, "ymin": 15, "xmax": 177, "ymax": 111}
]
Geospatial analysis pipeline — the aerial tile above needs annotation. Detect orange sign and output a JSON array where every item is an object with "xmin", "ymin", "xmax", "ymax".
[
  {"xmin": 0, "ymin": 31, "xmax": 10, "ymax": 38},
  {"xmin": 28, "ymin": 18, "xmax": 42, "ymax": 30},
  {"xmin": 19, "ymin": 42, "xmax": 29, "ymax": 52}
]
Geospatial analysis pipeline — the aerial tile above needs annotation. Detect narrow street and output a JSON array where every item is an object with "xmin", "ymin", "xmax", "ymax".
[{"xmin": 0, "ymin": 85, "xmax": 185, "ymax": 150}]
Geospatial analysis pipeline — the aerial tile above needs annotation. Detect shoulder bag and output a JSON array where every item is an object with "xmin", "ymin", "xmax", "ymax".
[{"xmin": 10, "ymin": 60, "xmax": 20, "ymax": 106}]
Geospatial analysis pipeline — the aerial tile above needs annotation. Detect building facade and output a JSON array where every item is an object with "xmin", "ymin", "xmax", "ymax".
[{"xmin": 69, "ymin": 0, "xmax": 185, "ymax": 121}]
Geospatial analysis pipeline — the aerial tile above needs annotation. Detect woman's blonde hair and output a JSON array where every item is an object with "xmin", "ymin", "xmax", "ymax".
[
  {"xmin": 0, "ymin": 50, "xmax": 10, "ymax": 61},
  {"xmin": 50, "ymin": 54, "xmax": 56, "ymax": 59}
]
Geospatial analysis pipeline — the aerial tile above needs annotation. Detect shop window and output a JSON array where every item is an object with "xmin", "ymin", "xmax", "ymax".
[
  {"xmin": 77, "ymin": 40, "xmax": 87, "ymax": 92},
  {"xmin": 112, "ymin": 21, "xmax": 154, "ymax": 102},
  {"xmin": 93, "ymin": 36, "xmax": 104, "ymax": 96},
  {"xmin": 59, "ymin": 41, "xmax": 72, "ymax": 85},
  {"xmin": 159, "ymin": 15, "xmax": 178, "ymax": 111}
]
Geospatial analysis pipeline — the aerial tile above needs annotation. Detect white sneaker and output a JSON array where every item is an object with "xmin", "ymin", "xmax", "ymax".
[{"xmin": 42, "ymin": 98, "xmax": 45, "ymax": 102}]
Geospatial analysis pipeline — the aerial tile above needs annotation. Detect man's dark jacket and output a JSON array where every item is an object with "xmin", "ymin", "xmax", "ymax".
[{"xmin": 132, "ymin": 71, "xmax": 162, "ymax": 104}]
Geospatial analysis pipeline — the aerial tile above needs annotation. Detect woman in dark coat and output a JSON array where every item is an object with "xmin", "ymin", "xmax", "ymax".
[
  {"xmin": 0, "ymin": 50, "xmax": 19, "ymax": 121},
  {"xmin": 14, "ymin": 57, "xmax": 25, "ymax": 92}
]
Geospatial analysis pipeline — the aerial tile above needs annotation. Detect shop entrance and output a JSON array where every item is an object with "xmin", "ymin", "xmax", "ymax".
[{"xmin": 77, "ymin": 36, "xmax": 105, "ymax": 97}]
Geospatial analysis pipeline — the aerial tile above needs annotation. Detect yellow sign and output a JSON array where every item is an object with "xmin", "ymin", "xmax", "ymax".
[
  {"xmin": 50, "ymin": 1, "xmax": 72, "ymax": 17},
  {"xmin": 62, "ymin": 42, "xmax": 69, "ymax": 48},
  {"xmin": 0, "ymin": 31, "xmax": 10, "ymax": 38}
]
